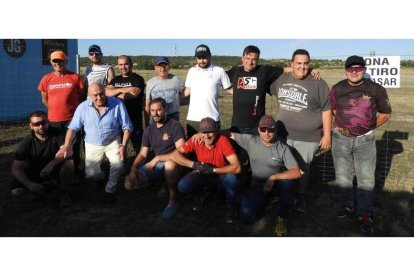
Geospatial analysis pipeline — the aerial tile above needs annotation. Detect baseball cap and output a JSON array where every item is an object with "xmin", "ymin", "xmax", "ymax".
[
  {"xmin": 258, "ymin": 115, "xmax": 276, "ymax": 128},
  {"xmin": 199, "ymin": 117, "xmax": 217, "ymax": 133},
  {"xmin": 195, "ymin": 44, "xmax": 211, "ymax": 57},
  {"xmin": 50, "ymin": 50, "xmax": 67, "ymax": 61},
  {"xmin": 155, "ymin": 56, "xmax": 170, "ymax": 65},
  {"xmin": 88, "ymin": 44, "xmax": 102, "ymax": 54},
  {"xmin": 345, "ymin": 55, "xmax": 366, "ymax": 68}
]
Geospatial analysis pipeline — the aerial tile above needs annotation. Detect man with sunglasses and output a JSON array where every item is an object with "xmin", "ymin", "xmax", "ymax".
[
  {"xmin": 38, "ymin": 50, "xmax": 85, "ymax": 174},
  {"xmin": 329, "ymin": 55, "xmax": 392, "ymax": 234},
  {"xmin": 270, "ymin": 49, "xmax": 332, "ymax": 213},
  {"xmin": 184, "ymin": 44, "xmax": 232, "ymax": 138},
  {"xmin": 145, "ymin": 56, "xmax": 184, "ymax": 124},
  {"xmin": 229, "ymin": 115, "xmax": 301, "ymax": 236},
  {"xmin": 84, "ymin": 44, "xmax": 115, "ymax": 90},
  {"xmin": 11, "ymin": 110, "xmax": 74, "ymax": 207}
]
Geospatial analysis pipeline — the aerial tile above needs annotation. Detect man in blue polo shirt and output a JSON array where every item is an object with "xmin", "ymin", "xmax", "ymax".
[{"xmin": 56, "ymin": 83, "xmax": 133, "ymax": 203}]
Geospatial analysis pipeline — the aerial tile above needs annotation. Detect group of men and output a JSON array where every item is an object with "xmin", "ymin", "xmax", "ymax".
[{"xmin": 10, "ymin": 43, "xmax": 392, "ymax": 236}]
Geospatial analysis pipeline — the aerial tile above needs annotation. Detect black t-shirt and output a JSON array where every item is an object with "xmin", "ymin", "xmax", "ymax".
[
  {"xmin": 141, "ymin": 118, "xmax": 185, "ymax": 156},
  {"xmin": 227, "ymin": 65, "xmax": 284, "ymax": 128},
  {"xmin": 109, "ymin": 73, "xmax": 146, "ymax": 121},
  {"xmin": 14, "ymin": 127, "xmax": 61, "ymax": 180}
]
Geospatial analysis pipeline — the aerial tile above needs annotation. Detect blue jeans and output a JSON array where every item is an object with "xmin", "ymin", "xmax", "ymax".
[
  {"xmin": 178, "ymin": 170, "xmax": 240, "ymax": 207},
  {"xmin": 331, "ymin": 129, "xmax": 376, "ymax": 214},
  {"xmin": 239, "ymin": 179, "xmax": 295, "ymax": 224},
  {"xmin": 138, "ymin": 162, "xmax": 166, "ymax": 183}
]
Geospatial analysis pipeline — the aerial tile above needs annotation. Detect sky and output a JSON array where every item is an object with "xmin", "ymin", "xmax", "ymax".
[{"xmin": 78, "ymin": 39, "xmax": 414, "ymax": 60}]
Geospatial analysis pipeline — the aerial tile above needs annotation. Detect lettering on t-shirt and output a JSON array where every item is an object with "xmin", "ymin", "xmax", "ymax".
[
  {"xmin": 48, "ymin": 83, "xmax": 73, "ymax": 90},
  {"xmin": 114, "ymin": 82, "xmax": 133, "ymax": 87},
  {"xmin": 277, "ymin": 83, "xmax": 308, "ymax": 112},
  {"xmin": 237, "ymin": 77, "xmax": 257, "ymax": 89}
]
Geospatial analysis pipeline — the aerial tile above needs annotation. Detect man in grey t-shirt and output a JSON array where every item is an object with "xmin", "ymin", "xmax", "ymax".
[
  {"xmin": 270, "ymin": 49, "xmax": 332, "ymax": 213},
  {"xmin": 230, "ymin": 115, "xmax": 301, "ymax": 237}
]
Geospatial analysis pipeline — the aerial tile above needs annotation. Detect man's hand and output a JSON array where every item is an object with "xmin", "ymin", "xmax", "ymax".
[
  {"xmin": 25, "ymin": 181, "xmax": 45, "ymax": 194},
  {"xmin": 191, "ymin": 133, "xmax": 204, "ymax": 144},
  {"xmin": 119, "ymin": 145, "xmax": 127, "ymax": 160},
  {"xmin": 311, "ymin": 69, "xmax": 320, "ymax": 80},
  {"xmin": 319, "ymin": 134, "xmax": 331, "ymax": 150},
  {"xmin": 264, "ymin": 177, "xmax": 275, "ymax": 192},
  {"xmin": 192, "ymin": 162, "xmax": 215, "ymax": 175},
  {"xmin": 56, "ymin": 145, "xmax": 73, "ymax": 159}
]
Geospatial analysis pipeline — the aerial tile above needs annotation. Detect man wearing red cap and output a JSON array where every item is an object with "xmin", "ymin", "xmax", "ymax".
[
  {"xmin": 229, "ymin": 115, "xmax": 301, "ymax": 236},
  {"xmin": 172, "ymin": 117, "xmax": 241, "ymax": 224},
  {"xmin": 38, "ymin": 50, "xmax": 85, "ymax": 172}
]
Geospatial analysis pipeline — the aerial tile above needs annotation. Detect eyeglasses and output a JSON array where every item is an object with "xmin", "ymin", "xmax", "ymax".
[
  {"xmin": 89, "ymin": 52, "xmax": 102, "ymax": 56},
  {"xmin": 259, "ymin": 127, "xmax": 275, "ymax": 133},
  {"xmin": 52, "ymin": 59, "xmax": 65, "ymax": 64},
  {"xmin": 345, "ymin": 66, "xmax": 365, "ymax": 73},
  {"xmin": 31, "ymin": 120, "xmax": 47, "ymax": 127}
]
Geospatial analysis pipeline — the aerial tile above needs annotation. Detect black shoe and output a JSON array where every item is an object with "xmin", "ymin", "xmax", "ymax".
[
  {"xmin": 104, "ymin": 192, "xmax": 116, "ymax": 204},
  {"xmin": 225, "ymin": 206, "xmax": 238, "ymax": 224}
]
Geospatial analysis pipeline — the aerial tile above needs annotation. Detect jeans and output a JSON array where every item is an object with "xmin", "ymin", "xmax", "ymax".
[
  {"xmin": 331, "ymin": 129, "xmax": 376, "ymax": 214},
  {"xmin": 239, "ymin": 179, "xmax": 295, "ymax": 224},
  {"xmin": 138, "ymin": 162, "xmax": 166, "ymax": 183},
  {"xmin": 178, "ymin": 170, "xmax": 240, "ymax": 207}
]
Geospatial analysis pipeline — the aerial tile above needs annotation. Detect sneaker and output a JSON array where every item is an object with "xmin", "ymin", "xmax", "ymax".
[
  {"xmin": 225, "ymin": 206, "xmax": 238, "ymax": 224},
  {"xmin": 359, "ymin": 213, "xmax": 374, "ymax": 234},
  {"xmin": 275, "ymin": 216, "xmax": 287, "ymax": 237},
  {"xmin": 335, "ymin": 204, "xmax": 355, "ymax": 219},
  {"xmin": 161, "ymin": 202, "xmax": 178, "ymax": 219},
  {"xmin": 294, "ymin": 195, "xmax": 306, "ymax": 213}
]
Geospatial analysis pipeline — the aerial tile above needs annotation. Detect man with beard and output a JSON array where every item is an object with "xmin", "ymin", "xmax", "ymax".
[
  {"xmin": 84, "ymin": 44, "xmax": 115, "ymax": 90},
  {"xmin": 124, "ymin": 97, "xmax": 186, "ymax": 219},
  {"xmin": 11, "ymin": 110, "xmax": 74, "ymax": 207},
  {"xmin": 106, "ymin": 55, "xmax": 146, "ymax": 154},
  {"xmin": 183, "ymin": 44, "xmax": 232, "ymax": 138},
  {"xmin": 172, "ymin": 117, "xmax": 241, "ymax": 224}
]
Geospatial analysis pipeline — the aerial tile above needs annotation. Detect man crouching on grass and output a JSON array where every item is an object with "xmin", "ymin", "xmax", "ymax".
[{"xmin": 124, "ymin": 97, "xmax": 186, "ymax": 219}]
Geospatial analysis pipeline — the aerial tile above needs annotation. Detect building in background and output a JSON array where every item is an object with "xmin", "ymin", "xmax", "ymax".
[{"xmin": 0, "ymin": 39, "xmax": 78, "ymax": 121}]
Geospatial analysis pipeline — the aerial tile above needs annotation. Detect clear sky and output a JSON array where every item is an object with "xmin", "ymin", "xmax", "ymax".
[{"xmin": 78, "ymin": 39, "xmax": 414, "ymax": 60}]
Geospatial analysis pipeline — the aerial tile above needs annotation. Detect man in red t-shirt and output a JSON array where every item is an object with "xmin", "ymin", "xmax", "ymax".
[
  {"xmin": 38, "ymin": 50, "xmax": 85, "ymax": 172},
  {"xmin": 172, "ymin": 117, "xmax": 241, "ymax": 223}
]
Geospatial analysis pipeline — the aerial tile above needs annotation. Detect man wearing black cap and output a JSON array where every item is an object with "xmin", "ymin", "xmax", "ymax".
[
  {"xmin": 145, "ymin": 56, "xmax": 184, "ymax": 123},
  {"xmin": 172, "ymin": 117, "xmax": 241, "ymax": 223},
  {"xmin": 183, "ymin": 44, "xmax": 232, "ymax": 138},
  {"xmin": 85, "ymin": 44, "xmax": 115, "ymax": 91},
  {"xmin": 229, "ymin": 115, "xmax": 301, "ymax": 236},
  {"xmin": 106, "ymin": 55, "xmax": 146, "ymax": 154},
  {"xmin": 329, "ymin": 55, "xmax": 392, "ymax": 234}
]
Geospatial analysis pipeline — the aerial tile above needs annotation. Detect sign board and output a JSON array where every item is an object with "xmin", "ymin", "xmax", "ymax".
[
  {"xmin": 41, "ymin": 39, "xmax": 68, "ymax": 65},
  {"xmin": 363, "ymin": 56, "xmax": 400, "ymax": 88}
]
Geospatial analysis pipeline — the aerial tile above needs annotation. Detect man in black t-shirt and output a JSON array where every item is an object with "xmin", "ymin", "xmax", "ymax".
[
  {"xmin": 11, "ymin": 110, "xmax": 74, "ymax": 206},
  {"xmin": 106, "ymin": 55, "xmax": 146, "ymax": 154},
  {"xmin": 124, "ymin": 98, "xmax": 186, "ymax": 219}
]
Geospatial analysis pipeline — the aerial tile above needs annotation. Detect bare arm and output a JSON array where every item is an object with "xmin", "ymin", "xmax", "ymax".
[
  {"xmin": 214, "ymin": 153, "xmax": 241, "ymax": 175},
  {"xmin": 55, "ymin": 128, "xmax": 77, "ymax": 159},
  {"xmin": 40, "ymin": 91, "xmax": 48, "ymax": 108},
  {"xmin": 184, "ymin": 87, "xmax": 191, "ymax": 97},
  {"xmin": 119, "ymin": 129, "xmax": 131, "ymax": 160},
  {"xmin": 11, "ymin": 160, "xmax": 45, "ymax": 193},
  {"xmin": 376, "ymin": 113, "xmax": 391, "ymax": 128},
  {"xmin": 226, "ymin": 87, "xmax": 233, "ymax": 95},
  {"xmin": 264, "ymin": 165, "xmax": 302, "ymax": 192},
  {"xmin": 319, "ymin": 109, "xmax": 332, "ymax": 150},
  {"xmin": 106, "ymin": 67, "xmax": 115, "ymax": 85},
  {"xmin": 171, "ymin": 146, "xmax": 194, "ymax": 169}
]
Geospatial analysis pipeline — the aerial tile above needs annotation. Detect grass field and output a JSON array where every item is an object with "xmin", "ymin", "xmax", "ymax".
[{"xmin": 0, "ymin": 67, "xmax": 413, "ymax": 237}]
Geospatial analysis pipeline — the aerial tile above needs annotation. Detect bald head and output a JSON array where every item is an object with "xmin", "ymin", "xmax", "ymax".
[{"xmin": 88, "ymin": 83, "xmax": 107, "ymax": 107}]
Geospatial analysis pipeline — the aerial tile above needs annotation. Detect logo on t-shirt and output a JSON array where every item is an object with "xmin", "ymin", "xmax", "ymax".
[
  {"xmin": 237, "ymin": 77, "xmax": 257, "ymax": 89},
  {"xmin": 162, "ymin": 133, "xmax": 170, "ymax": 141},
  {"xmin": 48, "ymin": 82, "xmax": 73, "ymax": 90}
]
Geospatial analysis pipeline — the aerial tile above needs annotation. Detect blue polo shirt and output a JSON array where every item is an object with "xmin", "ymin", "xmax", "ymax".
[{"xmin": 69, "ymin": 97, "xmax": 133, "ymax": 146}]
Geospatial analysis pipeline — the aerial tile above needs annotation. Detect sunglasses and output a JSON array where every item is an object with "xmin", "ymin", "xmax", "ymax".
[
  {"xmin": 345, "ymin": 66, "xmax": 365, "ymax": 73},
  {"xmin": 89, "ymin": 52, "xmax": 102, "ymax": 56},
  {"xmin": 52, "ymin": 59, "xmax": 65, "ymax": 64},
  {"xmin": 259, "ymin": 127, "xmax": 275, "ymax": 133},
  {"xmin": 31, "ymin": 120, "xmax": 47, "ymax": 127}
]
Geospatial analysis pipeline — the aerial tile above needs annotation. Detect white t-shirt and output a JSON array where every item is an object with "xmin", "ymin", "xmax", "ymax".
[{"xmin": 185, "ymin": 64, "xmax": 231, "ymax": 121}]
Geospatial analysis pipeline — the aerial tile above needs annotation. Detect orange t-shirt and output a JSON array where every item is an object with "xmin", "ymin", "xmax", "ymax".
[{"xmin": 38, "ymin": 71, "xmax": 84, "ymax": 122}]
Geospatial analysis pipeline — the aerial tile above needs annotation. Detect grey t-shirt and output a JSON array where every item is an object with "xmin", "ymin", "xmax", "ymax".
[
  {"xmin": 233, "ymin": 133, "xmax": 298, "ymax": 185},
  {"xmin": 270, "ymin": 73, "xmax": 330, "ymax": 142},
  {"xmin": 146, "ymin": 74, "xmax": 184, "ymax": 115}
]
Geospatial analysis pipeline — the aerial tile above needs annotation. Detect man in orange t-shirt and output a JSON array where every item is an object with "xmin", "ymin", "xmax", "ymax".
[{"xmin": 38, "ymin": 50, "xmax": 85, "ymax": 171}]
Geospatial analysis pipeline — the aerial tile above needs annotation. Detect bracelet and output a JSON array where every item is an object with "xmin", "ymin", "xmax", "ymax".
[{"xmin": 119, "ymin": 144, "xmax": 126, "ymax": 148}]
